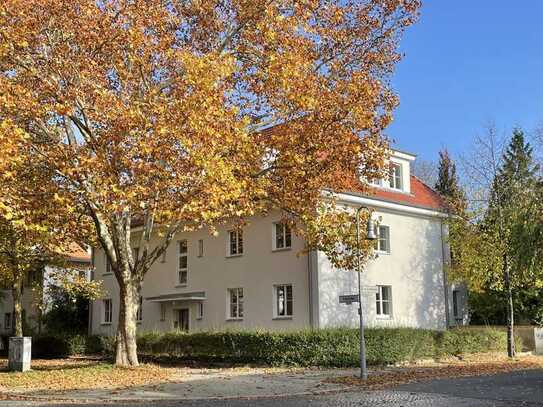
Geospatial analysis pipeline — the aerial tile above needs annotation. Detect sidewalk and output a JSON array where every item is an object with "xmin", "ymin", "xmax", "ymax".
[{"xmin": 2, "ymin": 367, "xmax": 357, "ymax": 402}]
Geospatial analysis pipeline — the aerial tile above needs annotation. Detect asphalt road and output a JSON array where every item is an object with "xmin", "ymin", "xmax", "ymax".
[{"xmin": 5, "ymin": 369, "xmax": 543, "ymax": 407}]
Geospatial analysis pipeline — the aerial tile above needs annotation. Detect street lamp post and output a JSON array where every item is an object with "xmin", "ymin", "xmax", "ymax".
[{"xmin": 355, "ymin": 206, "xmax": 376, "ymax": 380}]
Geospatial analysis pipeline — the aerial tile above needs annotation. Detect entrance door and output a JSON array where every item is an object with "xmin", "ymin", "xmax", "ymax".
[{"xmin": 174, "ymin": 308, "xmax": 189, "ymax": 332}]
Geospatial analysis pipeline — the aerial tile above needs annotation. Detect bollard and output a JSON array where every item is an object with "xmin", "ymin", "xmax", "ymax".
[{"xmin": 8, "ymin": 337, "xmax": 31, "ymax": 372}]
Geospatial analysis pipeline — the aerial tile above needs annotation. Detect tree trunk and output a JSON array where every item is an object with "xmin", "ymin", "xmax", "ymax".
[
  {"xmin": 12, "ymin": 274, "xmax": 23, "ymax": 337},
  {"xmin": 503, "ymin": 256, "xmax": 515, "ymax": 358},
  {"xmin": 115, "ymin": 274, "xmax": 139, "ymax": 367}
]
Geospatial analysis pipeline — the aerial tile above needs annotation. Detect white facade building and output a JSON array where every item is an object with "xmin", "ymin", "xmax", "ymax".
[{"xmin": 90, "ymin": 150, "xmax": 467, "ymax": 336}]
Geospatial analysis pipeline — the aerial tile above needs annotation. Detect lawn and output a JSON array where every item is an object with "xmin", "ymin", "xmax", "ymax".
[
  {"xmin": 328, "ymin": 353, "xmax": 543, "ymax": 389},
  {"xmin": 0, "ymin": 357, "xmax": 177, "ymax": 393}
]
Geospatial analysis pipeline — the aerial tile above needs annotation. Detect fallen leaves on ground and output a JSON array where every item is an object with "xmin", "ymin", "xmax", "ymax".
[
  {"xmin": 327, "ymin": 353, "xmax": 543, "ymax": 390},
  {"xmin": 0, "ymin": 357, "xmax": 177, "ymax": 393}
]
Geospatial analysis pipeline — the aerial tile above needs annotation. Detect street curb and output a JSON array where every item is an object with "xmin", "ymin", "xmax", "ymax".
[{"xmin": 0, "ymin": 384, "xmax": 354, "ymax": 404}]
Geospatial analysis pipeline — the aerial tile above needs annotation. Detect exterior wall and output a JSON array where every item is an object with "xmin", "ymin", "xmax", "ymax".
[
  {"xmin": 90, "ymin": 210, "xmax": 311, "ymax": 335},
  {"xmin": 316, "ymin": 206, "xmax": 448, "ymax": 330},
  {"xmin": 0, "ymin": 280, "xmax": 42, "ymax": 335}
]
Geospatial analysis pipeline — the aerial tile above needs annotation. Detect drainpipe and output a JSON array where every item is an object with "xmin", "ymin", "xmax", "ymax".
[
  {"xmin": 88, "ymin": 247, "xmax": 95, "ymax": 335},
  {"xmin": 441, "ymin": 220, "xmax": 451, "ymax": 329}
]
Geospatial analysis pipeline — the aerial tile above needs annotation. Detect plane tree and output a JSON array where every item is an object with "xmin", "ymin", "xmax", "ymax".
[{"xmin": 0, "ymin": 0, "xmax": 420, "ymax": 366}]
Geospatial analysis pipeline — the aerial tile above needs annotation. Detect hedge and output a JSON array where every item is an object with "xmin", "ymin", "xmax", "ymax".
[
  {"xmin": 136, "ymin": 327, "xmax": 521, "ymax": 367},
  {"xmin": 31, "ymin": 335, "xmax": 113, "ymax": 359},
  {"xmin": 26, "ymin": 327, "xmax": 521, "ymax": 366}
]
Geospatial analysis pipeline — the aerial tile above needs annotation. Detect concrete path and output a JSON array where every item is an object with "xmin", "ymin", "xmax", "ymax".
[{"xmin": 6, "ymin": 368, "xmax": 357, "ymax": 402}]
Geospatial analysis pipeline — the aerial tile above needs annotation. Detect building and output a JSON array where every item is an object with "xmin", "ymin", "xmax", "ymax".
[
  {"xmin": 90, "ymin": 149, "xmax": 469, "ymax": 336},
  {"xmin": 0, "ymin": 245, "xmax": 92, "ymax": 336}
]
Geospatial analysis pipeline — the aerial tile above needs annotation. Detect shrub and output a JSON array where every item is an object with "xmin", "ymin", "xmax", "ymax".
[
  {"xmin": 27, "ymin": 327, "xmax": 519, "ymax": 366},
  {"xmin": 31, "ymin": 334, "xmax": 113, "ymax": 358},
  {"xmin": 135, "ymin": 327, "xmax": 516, "ymax": 367}
]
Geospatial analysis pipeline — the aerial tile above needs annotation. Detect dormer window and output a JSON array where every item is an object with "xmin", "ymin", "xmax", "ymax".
[{"xmin": 390, "ymin": 163, "xmax": 403, "ymax": 190}]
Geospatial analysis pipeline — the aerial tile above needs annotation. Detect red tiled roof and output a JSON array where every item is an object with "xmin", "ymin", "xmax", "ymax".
[
  {"xmin": 368, "ymin": 176, "xmax": 445, "ymax": 211},
  {"xmin": 64, "ymin": 243, "xmax": 91, "ymax": 263}
]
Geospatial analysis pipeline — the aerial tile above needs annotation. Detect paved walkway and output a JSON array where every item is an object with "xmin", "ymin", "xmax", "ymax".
[
  {"xmin": 4, "ymin": 368, "xmax": 357, "ymax": 402},
  {"xmin": 4, "ymin": 368, "xmax": 543, "ymax": 406}
]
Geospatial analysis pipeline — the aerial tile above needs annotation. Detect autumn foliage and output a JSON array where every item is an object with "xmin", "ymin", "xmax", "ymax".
[{"xmin": 0, "ymin": 0, "xmax": 420, "ymax": 365}]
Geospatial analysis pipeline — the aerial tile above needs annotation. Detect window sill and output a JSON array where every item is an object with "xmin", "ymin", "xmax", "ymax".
[
  {"xmin": 100, "ymin": 322, "xmax": 112, "ymax": 326},
  {"xmin": 376, "ymin": 315, "xmax": 392, "ymax": 320},
  {"xmin": 375, "ymin": 251, "xmax": 390, "ymax": 256},
  {"xmin": 273, "ymin": 316, "xmax": 293, "ymax": 320},
  {"xmin": 175, "ymin": 284, "xmax": 188, "ymax": 288},
  {"xmin": 102, "ymin": 273, "xmax": 113, "ymax": 276},
  {"xmin": 226, "ymin": 318, "xmax": 243, "ymax": 322},
  {"xmin": 226, "ymin": 254, "xmax": 243, "ymax": 258},
  {"xmin": 272, "ymin": 247, "xmax": 292, "ymax": 252}
]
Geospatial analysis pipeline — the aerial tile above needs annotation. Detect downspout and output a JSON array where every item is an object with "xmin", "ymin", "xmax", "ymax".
[
  {"xmin": 307, "ymin": 250, "xmax": 319, "ymax": 329},
  {"xmin": 440, "ymin": 220, "xmax": 451, "ymax": 328},
  {"xmin": 88, "ymin": 247, "xmax": 95, "ymax": 335}
]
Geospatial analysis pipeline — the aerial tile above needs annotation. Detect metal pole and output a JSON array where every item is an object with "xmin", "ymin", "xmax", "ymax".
[{"xmin": 356, "ymin": 207, "xmax": 368, "ymax": 380}]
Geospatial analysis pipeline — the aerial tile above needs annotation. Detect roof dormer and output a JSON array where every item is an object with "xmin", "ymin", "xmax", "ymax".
[{"xmin": 370, "ymin": 149, "xmax": 416, "ymax": 194}]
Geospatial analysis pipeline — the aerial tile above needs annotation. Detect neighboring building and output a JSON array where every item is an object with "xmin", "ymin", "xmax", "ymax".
[
  {"xmin": 0, "ymin": 245, "xmax": 92, "ymax": 335},
  {"xmin": 90, "ymin": 149, "xmax": 469, "ymax": 336}
]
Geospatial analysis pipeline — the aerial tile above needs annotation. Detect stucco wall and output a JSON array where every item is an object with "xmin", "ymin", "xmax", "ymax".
[
  {"xmin": 316, "ymin": 207, "xmax": 448, "ymax": 330},
  {"xmin": 91, "ymin": 210, "xmax": 311, "ymax": 335}
]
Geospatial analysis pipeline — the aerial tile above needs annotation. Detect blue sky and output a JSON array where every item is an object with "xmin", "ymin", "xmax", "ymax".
[{"xmin": 387, "ymin": 1, "xmax": 543, "ymax": 161}]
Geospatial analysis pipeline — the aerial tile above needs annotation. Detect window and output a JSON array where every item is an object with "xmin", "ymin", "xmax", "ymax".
[
  {"xmin": 133, "ymin": 247, "xmax": 139, "ymax": 263},
  {"xmin": 228, "ymin": 288, "xmax": 244, "ymax": 319},
  {"xmin": 160, "ymin": 248, "xmax": 167, "ymax": 263},
  {"xmin": 196, "ymin": 302, "xmax": 204, "ymax": 320},
  {"xmin": 160, "ymin": 303, "xmax": 166, "ymax": 321},
  {"xmin": 198, "ymin": 239, "xmax": 204, "ymax": 258},
  {"xmin": 4, "ymin": 313, "xmax": 11, "ymax": 330},
  {"xmin": 370, "ymin": 178, "xmax": 383, "ymax": 187},
  {"xmin": 273, "ymin": 222, "xmax": 292, "ymax": 250},
  {"xmin": 390, "ymin": 163, "xmax": 403, "ymax": 190},
  {"xmin": 178, "ymin": 240, "xmax": 188, "ymax": 285},
  {"xmin": 375, "ymin": 225, "xmax": 390, "ymax": 253},
  {"xmin": 228, "ymin": 230, "xmax": 243, "ymax": 256},
  {"xmin": 274, "ymin": 284, "xmax": 293, "ymax": 317},
  {"xmin": 105, "ymin": 255, "xmax": 112, "ymax": 274},
  {"xmin": 136, "ymin": 296, "xmax": 143, "ymax": 322},
  {"xmin": 452, "ymin": 290, "xmax": 460, "ymax": 320},
  {"xmin": 375, "ymin": 286, "xmax": 392, "ymax": 317},
  {"xmin": 103, "ymin": 299, "xmax": 112, "ymax": 324}
]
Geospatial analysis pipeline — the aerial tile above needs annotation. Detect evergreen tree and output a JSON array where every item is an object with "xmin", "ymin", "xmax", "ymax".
[
  {"xmin": 435, "ymin": 149, "xmax": 466, "ymax": 214},
  {"xmin": 484, "ymin": 128, "xmax": 542, "ymax": 357}
]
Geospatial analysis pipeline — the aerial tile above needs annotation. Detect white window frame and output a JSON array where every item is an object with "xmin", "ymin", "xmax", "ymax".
[
  {"xmin": 375, "ymin": 285, "xmax": 392, "ymax": 318},
  {"xmin": 227, "ymin": 230, "xmax": 243, "ymax": 257},
  {"xmin": 196, "ymin": 302, "xmax": 204, "ymax": 320},
  {"xmin": 390, "ymin": 163, "xmax": 403, "ymax": 190},
  {"xmin": 272, "ymin": 222, "xmax": 292, "ymax": 251},
  {"xmin": 227, "ymin": 288, "xmax": 244, "ymax": 320},
  {"xmin": 177, "ymin": 240, "xmax": 188, "ymax": 286},
  {"xmin": 136, "ymin": 295, "xmax": 143, "ymax": 322},
  {"xmin": 104, "ymin": 255, "xmax": 112, "ymax": 275},
  {"xmin": 198, "ymin": 239, "xmax": 204, "ymax": 258},
  {"xmin": 273, "ymin": 284, "xmax": 293, "ymax": 318},
  {"xmin": 375, "ymin": 225, "xmax": 391, "ymax": 254},
  {"xmin": 160, "ymin": 303, "xmax": 166, "ymax": 322},
  {"xmin": 452, "ymin": 290, "xmax": 460, "ymax": 320},
  {"xmin": 102, "ymin": 299, "xmax": 112, "ymax": 324}
]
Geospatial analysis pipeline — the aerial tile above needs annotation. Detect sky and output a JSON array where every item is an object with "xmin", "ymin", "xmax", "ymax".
[{"xmin": 387, "ymin": 1, "xmax": 543, "ymax": 161}]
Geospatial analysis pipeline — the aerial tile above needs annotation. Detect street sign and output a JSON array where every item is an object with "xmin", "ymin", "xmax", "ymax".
[
  {"xmin": 339, "ymin": 294, "xmax": 360, "ymax": 304},
  {"xmin": 361, "ymin": 285, "xmax": 378, "ymax": 294}
]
